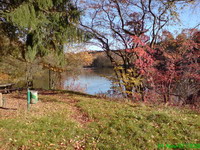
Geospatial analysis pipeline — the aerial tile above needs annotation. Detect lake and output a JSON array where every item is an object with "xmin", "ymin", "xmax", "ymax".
[
  {"xmin": 64, "ymin": 68, "xmax": 115, "ymax": 95},
  {"xmin": 31, "ymin": 68, "xmax": 117, "ymax": 95}
]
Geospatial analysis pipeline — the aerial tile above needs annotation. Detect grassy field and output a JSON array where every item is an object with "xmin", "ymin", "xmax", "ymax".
[{"xmin": 0, "ymin": 90, "xmax": 199, "ymax": 149}]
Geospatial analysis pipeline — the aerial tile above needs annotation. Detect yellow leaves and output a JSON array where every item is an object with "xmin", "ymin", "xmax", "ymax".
[
  {"xmin": 65, "ymin": 51, "xmax": 94, "ymax": 67},
  {"xmin": 79, "ymin": 52, "xmax": 94, "ymax": 66},
  {"xmin": 130, "ymin": 77, "xmax": 143, "ymax": 86},
  {"xmin": 114, "ymin": 66, "xmax": 123, "ymax": 71},
  {"xmin": 114, "ymin": 67, "xmax": 143, "ymax": 88},
  {"xmin": 40, "ymin": 62, "xmax": 65, "ymax": 72},
  {"xmin": 0, "ymin": 73, "xmax": 10, "ymax": 82}
]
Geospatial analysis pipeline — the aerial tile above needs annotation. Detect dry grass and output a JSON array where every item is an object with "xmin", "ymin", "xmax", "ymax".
[{"xmin": 0, "ymin": 90, "xmax": 92, "ymax": 126}]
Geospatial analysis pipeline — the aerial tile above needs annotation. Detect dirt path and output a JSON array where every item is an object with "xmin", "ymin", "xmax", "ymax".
[
  {"xmin": 0, "ymin": 90, "xmax": 92, "ymax": 127},
  {"xmin": 0, "ymin": 92, "xmax": 27, "ymax": 119}
]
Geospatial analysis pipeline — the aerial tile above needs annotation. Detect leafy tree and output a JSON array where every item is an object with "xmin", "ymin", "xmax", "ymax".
[
  {"xmin": 130, "ymin": 29, "xmax": 200, "ymax": 104},
  {"xmin": 92, "ymin": 54, "xmax": 112, "ymax": 68},
  {"xmin": 1, "ymin": 0, "xmax": 83, "ymax": 60},
  {"xmin": 78, "ymin": 0, "xmax": 194, "ymax": 98},
  {"xmin": 156, "ymin": 29, "xmax": 200, "ymax": 104},
  {"xmin": 0, "ymin": 0, "xmax": 88, "ymax": 85}
]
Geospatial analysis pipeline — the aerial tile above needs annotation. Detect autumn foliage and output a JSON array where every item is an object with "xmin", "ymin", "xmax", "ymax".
[
  {"xmin": 127, "ymin": 29, "xmax": 200, "ymax": 105},
  {"xmin": 0, "ymin": 73, "xmax": 10, "ymax": 83}
]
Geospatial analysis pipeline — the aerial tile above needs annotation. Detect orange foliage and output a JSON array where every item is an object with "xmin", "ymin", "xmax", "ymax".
[
  {"xmin": 0, "ymin": 73, "xmax": 10, "ymax": 82},
  {"xmin": 79, "ymin": 52, "xmax": 94, "ymax": 66}
]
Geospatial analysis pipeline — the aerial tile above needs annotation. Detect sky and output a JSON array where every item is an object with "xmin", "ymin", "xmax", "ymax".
[
  {"xmin": 165, "ymin": 3, "xmax": 200, "ymax": 35},
  {"xmin": 86, "ymin": 2, "xmax": 200, "ymax": 51},
  {"xmin": 73, "ymin": 1, "xmax": 200, "ymax": 52}
]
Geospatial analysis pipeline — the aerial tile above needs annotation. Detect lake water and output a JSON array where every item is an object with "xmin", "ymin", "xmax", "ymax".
[
  {"xmin": 64, "ymin": 68, "xmax": 115, "ymax": 95},
  {"xmin": 31, "ymin": 68, "xmax": 116, "ymax": 95}
]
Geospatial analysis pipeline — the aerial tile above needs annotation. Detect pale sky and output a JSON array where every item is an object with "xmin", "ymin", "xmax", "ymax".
[
  {"xmin": 165, "ymin": 3, "xmax": 200, "ymax": 34},
  {"xmin": 87, "ymin": 3, "xmax": 199, "ymax": 51},
  {"xmin": 81, "ymin": 1, "xmax": 200, "ymax": 51}
]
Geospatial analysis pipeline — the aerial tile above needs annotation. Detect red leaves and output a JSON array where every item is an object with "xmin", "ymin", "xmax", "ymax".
[
  {"xmin": 131, "ymin": 35, "xmax": 146, "ymax": 46},
  {"xmin": 127, "ymin": 30, "xmax": 199, "ymax": 102}
]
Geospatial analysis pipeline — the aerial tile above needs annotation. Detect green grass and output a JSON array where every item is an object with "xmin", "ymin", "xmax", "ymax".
[
  {"xmin": 0, "ymin": 92, "xmax": 199, "ymax": 149},
  {"xmin": 0, "ymin": 105, "xmax": 82, "ymax": 149},
  {"xmin": 74, "ymin": 96, "xmax": 200, "ymax": 149}
]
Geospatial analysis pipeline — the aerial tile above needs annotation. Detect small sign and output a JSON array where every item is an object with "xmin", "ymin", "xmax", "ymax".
[{"xmin": 27, "ymin": 89, "xmax": 38, "ymax": 110}]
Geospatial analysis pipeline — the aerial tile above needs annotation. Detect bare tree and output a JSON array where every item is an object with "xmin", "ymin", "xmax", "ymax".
[{"xmin": 78, "ymin": 0, "xmax": 193, "ymax": 99}]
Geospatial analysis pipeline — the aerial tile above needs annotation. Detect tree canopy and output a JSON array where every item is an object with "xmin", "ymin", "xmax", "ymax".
[
  {"xmin": 0, "ymin": 0, "xmax": 86, "ymax": 62},
  {"xmin": 0, "ymin": 0, "xmax": 92, "ymax": 86},
  {"xmin": 78, "ymin": 0, "xmax": 199, "ymax": 99}
]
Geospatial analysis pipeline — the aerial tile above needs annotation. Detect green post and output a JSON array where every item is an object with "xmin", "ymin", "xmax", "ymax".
[
  {"xmin": 27, "ymin": 89, "xmax": 38, "ymax": 110},
  {"xmin": 27, "ymin": 89, "xmax": 31, "ymax": 110},
  {"xmin": 30, "ymin": 91, "xmax": 38, "ymax": 104}
]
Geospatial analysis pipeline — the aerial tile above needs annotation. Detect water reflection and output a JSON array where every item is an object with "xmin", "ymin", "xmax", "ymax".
[
  {"xmin": 64, "ymin": 68, "xmax": 114, "ymax": 95},
  {"xmin": 31, "ymin": 68, "xmax": 116, "ymax": 95}
]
